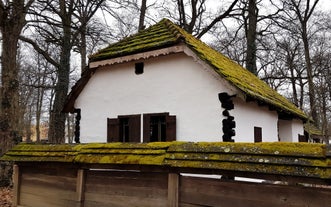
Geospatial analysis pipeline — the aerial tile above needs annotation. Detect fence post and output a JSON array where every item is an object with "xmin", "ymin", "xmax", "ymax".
[
  {"xmin": 13, "ymin": 164, "xmax": 20, "ymax": 207},
  {"xmin": 168, "ymin": 173, "xmax": 179, "ymax": 207},
  {"xmin": 76, "ymin": 169, "xmax": 86, "ymax": 206}
]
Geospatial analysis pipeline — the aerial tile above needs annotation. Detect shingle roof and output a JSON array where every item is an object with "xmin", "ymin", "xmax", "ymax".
[{"xmin": 65, "ymin": 19, "xmax": 307, "ymax": 120}]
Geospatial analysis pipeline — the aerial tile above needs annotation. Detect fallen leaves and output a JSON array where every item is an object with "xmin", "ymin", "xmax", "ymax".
[{"xmin": 0, "ymin": 187, "xmax": 13, "ymax": 207}]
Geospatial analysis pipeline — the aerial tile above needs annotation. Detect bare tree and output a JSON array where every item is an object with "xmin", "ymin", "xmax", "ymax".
[
  {"xmin": 0, "ymin": 0, "xmax": 35, "ymax": 154},
  {"xmin": 245, "ymin": 0, "xmax": 258, "ymax": 74},
  {"xmin": 138, "ymin": 0, "xmax": 147, "ymax": 31},
  {"xmin": 285, "ymin": 0, "xmax": 320, "ymax": 123},
  {"xmin": 73, "ymin": 0, "xmax": 106, "ymax": 73},
  {"xmin": 21, "ymin": 0, "xmax": 106, "ymax": 143}
]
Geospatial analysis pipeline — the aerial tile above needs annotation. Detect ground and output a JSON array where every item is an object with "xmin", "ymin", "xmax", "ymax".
[{"xmin": 0, "ymin": 187, "xmax": 13, "ymax": 207}]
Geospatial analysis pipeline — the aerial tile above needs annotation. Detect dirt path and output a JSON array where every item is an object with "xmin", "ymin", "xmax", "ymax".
[{"xmin": 0, "ymin": 187, "xmax": 13, "ymax": 207}]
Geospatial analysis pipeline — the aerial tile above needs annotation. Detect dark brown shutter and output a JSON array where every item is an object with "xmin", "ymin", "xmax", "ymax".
[
  {"xmin": 107, "ymin": 118, "xmax": 120, "ymax": 142},
  {"xmin": 254, "ymin": 127, "xmax": 262, "ymax": 143},
  {"xmin": 298, "ymin": 134, "xmax": 308, "ymax": 142},
  {"xmin": 143, "ymin": 114, "xmax": 151, "ymax": 142},
  {"xmin": 129, "ymin": 115, "xmax": 141, "ymax": 142},
  {"xmin": 166, "ymin": 115, "xmax": 176, "ymax": 141}
]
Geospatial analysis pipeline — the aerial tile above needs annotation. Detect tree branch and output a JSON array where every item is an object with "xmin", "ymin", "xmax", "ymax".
[
  {"xmin": 197, "ymin": 0, "xmax": 239, "ymax": 38},
  {"xmin": 20, "ymin": 35, "xmax": 60, "ymax": 68}
]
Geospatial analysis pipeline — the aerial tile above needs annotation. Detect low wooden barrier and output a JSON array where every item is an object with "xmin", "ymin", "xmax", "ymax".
[{"xmin": 1, "ymin": 142, "xmax": 331, "ymax": 207}]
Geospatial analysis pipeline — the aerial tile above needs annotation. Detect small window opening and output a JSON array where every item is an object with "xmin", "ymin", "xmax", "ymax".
[
  {"xmin": 135, "ymin": 62, "xmax": 144, "ymax": 74},
  {"xmin": 150, "ymin": 116, "xmax": 166, "ymax": 142},
  {"xmin": 254, "ymin": 127, "xmax": 262, "ymax": 142}
]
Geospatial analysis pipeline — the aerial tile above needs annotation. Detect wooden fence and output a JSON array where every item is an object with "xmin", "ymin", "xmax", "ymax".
[{"xmin": 1, "ymin": 142, "xmax": 331, "ymax": 207}]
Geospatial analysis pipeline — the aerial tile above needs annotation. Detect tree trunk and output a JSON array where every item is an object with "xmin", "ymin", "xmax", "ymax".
[
  {"xmin": 0, "ymin": 31, "xmax": 21, "ymax": 154},
  {"xmin": 245, "ymin": 0, "xmax": 258, "ymax": 75},
  {"xmin": 48, "ymin": 0, "xmax": 72, "ymax": 143},
  {"xmin": 80, "ymin": 28, "xmax": 87, "ymax": 73},
  {"xmin": 138, "ymin": 0, "xmax": 147, "ymax": 31},
  {"xmin": 302, "ymin": 25, "xmax": 317, "ymax": 123},
  {"xmin": 0, "ymin": 0, "xmax": 29, "ymax": 154}
]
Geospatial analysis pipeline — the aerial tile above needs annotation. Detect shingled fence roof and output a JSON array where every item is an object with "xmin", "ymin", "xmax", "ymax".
[
  {"xmin": 63, "ymin": 19, "xmax": 307, "ymax": 122},
  {"xmin": 2, "ymin": 142, "xmax": 331, "ymax": 182}
]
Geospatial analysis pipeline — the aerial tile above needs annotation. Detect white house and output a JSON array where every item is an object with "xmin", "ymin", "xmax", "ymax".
[{"xmin": 63, "ymin": 19, "xmax": 307, "ymax": 143}]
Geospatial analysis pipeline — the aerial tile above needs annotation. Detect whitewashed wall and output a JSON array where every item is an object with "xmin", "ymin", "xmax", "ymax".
[
  {"xmin": 278, "ymin": 120, "xmax": 293, "ymax": 142},
  {"xmin": 75, "ymin": 52, "xmax": 302, "ymax": 143},
  {"xmin": 231, "ymin": 98, "xmax": 279, "ymax": 142},
  {"xmin": 278, "ymin": 119, "xmax": 304, "ymax": 142},
  {"xmin": 291, "ymin": 119, "xmax": 304, "ymax": 141},
  {"xmin": 76, "ymin": 53, "xmax": 236, "ymax": 142}
]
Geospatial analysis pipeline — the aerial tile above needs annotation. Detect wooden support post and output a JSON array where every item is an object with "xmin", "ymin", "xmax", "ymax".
[
  {"xmin": 76, "ymin": 169, "xmax": 86, "ymax": 206},
  {"xmin": 168, "ymin": 173, "xmax": 179, "ymax": 207},
  {"xmin": 13, "ymin": 164, "xmax": 20, "ymax": 207}
]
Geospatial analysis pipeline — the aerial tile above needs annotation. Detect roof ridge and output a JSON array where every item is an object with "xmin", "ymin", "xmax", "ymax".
[{"xmin": 161, "ymin": 18, "xmax": 185, "ymax": 40}]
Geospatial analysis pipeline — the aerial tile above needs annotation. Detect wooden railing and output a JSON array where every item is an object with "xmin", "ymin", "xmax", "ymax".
[{"xmin": 1, "ymin": 142, "xmax": 331, "ymax": 207}]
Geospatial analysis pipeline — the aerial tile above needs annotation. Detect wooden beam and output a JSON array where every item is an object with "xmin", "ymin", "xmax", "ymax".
[
  {"xmin": 13, "ymin": 164, "xmax": 20, "ymax": 207},
  {"xmin": 168, "ymin": 173, "xmax": 179, "ymax": 207}
]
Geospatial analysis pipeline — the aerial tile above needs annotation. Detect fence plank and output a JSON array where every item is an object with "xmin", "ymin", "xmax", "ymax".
[
  {"xmin": 76, "ymin": 169, "xmax": 86, "ymax": 204},
  {"xmin": 168, "ymin": 173, "xmax": 179, "ymax": 207},
  {"xmin": 179, "ymin": 176, "xmax": 331, "ymax": 207}
]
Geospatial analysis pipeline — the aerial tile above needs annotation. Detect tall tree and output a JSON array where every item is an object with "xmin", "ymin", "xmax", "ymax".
[
  {"xmin": 138, "ymin": 0, "xmax": 147, "ymax": 31},
  {"xmin": 0, "ymin": 0, "xmax": 34, "ymax": 154},
  {"xmin": 22, "ymin": 0, "xmax": 105, "ymax": 143},
  {"xmin": 245, "ymin": 0, "xmax": 258, "ymax": 74},
  {"xmin": 73, "ymin": 0, "xmax": 105, "ymax": 73},
  {"xmin": 287, "ymin": 0, "xmax": 320, "ymax": 123}
]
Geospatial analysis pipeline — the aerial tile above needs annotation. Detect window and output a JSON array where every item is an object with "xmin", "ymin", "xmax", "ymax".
[
  {"xmin": 107, "ymin": 114, "xmax": 141, "ymax": 142},
  {"xmin": 107, "ymin": 113, "xmax": 176, "ymax": 143},
  {"xmin": 254, "ymin": 127, "xmax": 262, "ymax": 142},
  {"xmin": 143, "ymin": 113, "xmax": 176, "ymax": 142},
  {"xmin": 135, "ymin": 62, "xmax": 144, "ymax": 74}
]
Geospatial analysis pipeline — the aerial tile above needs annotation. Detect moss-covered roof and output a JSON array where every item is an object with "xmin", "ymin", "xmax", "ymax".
[
  {"xmin": 0, "ymin": 144, "xmax": 77, "ymax": 162},
  {"xmin": 304, "ymin": 123, "xmax": 324, "ymax": 137},
  {"xmin": 87, "ymin": 18, "xmax": 306, "ymax": 120},
  {"xmin": 1, "ymin": 142, "xmax": 331, "ymax": 180}
]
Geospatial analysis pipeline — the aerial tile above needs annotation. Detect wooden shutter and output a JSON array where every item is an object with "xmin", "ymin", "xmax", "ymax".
[
  {"xmin": 107, "ymin": 118, "xmax": 119, "ymax": 142},
  {"xmin": 254, "ymin": 127, "xmax": 262, "ymax": 143},
  {"xmin": 166, "ymin": 115, "xmax": 176, "ymax": 141},
  {"xmin": 143, "ymin": 114, "xmax": 151, "ymax": 142},
  {"xmin": 128, "ymin": 115, "xmax": 141, "ymax": 142},
  {"xmin": 143, "ymin": 113, "xmax": 177, "ymax": 142},
  {"xmin": 298, "ymin": 134, "xmax": 308, "ymax": 142}
]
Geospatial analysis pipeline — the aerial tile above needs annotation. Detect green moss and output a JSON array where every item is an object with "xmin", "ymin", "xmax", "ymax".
[
  {"xmin": 168, "ymin": 142, "xmax": 325, "ymax": 157},
  {"xmin": 165, "ymin": 160, "xmax": 331, "ymax": 178},
  {"xmin": 2, "ymin": 142, "xmax": 330, "ymax": 179},
  {"xmin": 75, "ymin": 154, "xmax": 165, "ymax": 165},
  {"xmin": 166, "ymin": 152, "xmax": 331, "ymax": 167},
  {"xmin": 10, "ymin": 143, "xmax": 76, "ymax": 152},
  {"xmin": 0, "ymin": 143, "xmax": 77, "ymax": 162},
  {"xmin": 304, "ymin": 123, "xmax": 324, "ymax": 136}
]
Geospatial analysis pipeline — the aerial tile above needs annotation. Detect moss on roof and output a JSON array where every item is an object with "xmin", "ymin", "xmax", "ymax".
[
  {"xmin": 1, "ymin": 142, "xmax": 330, "ymax": 179},
  {"xmin": 0, "ymin": 143, "xmax": 77, "ymax": 162},
  {"xmin": 89, "ymin": 19, "xmax": 307, "ymax": 120},
  {"xmin": 304, "ymin": 123, "xmax": 324, "ymax": 136}
]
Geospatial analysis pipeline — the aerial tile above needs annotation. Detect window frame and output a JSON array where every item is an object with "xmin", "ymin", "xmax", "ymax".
[
  {"xmin": 107, "ymin": 114, "xmax": 141, "ymax": 143},
  {"xmin": 143, "ymin": 112, "xmax": 176, "ymax": 142}
]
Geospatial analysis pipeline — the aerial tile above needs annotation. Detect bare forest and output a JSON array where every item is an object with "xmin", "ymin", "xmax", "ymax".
[{"xmin": 0, "ymin": 0, "xmax": 330, "ymax": 155}]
